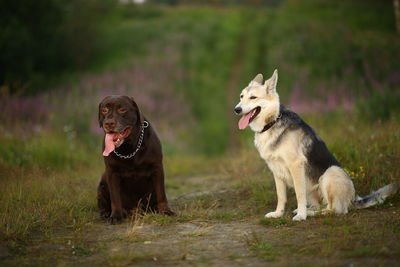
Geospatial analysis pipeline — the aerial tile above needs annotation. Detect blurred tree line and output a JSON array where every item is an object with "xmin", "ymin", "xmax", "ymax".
[
  {"xmin": 2, "ymin": 0, "xmax": 397, "ymax": 96},
  {"xmin": 0, "ymin": 0, "xmax": 117, "ymax": 95}
]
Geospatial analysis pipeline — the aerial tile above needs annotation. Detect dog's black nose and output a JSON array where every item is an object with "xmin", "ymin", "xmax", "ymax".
[{"xmin": 234, "ymin": 106, "xmax": 242, "ymax": 114}]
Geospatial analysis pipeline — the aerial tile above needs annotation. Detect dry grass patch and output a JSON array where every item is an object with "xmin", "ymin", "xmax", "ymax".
[{"xmin": 0, "ymin": 165, "xmax": 100, "ymax": 241}]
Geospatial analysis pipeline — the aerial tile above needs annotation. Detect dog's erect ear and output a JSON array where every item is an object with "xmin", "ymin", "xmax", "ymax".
[
  {"xmin": 265, "ymin": 69, "xmax": 278, "ymax": 94},
  {"xmin": 130, "ymin": 97, "xmax": 144, "ymax": 126},
  {"xmin": 249, "ymin": 73, "xmax": 264, "ymax": 86}
]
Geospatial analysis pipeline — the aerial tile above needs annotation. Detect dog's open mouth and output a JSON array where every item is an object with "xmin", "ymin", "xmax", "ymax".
[
  {"xmin": 103, "ymin": 127, "xmax": 132, "ymax": 156},
  {"xmin": 238, "ymin": 107, "xmax": 261, "ymax": 130}
]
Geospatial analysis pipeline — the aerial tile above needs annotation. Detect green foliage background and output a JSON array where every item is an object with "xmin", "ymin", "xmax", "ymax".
[
  {"xmin": 0, "ymin": 0, "xmax": 117, "ymax": 94},
  {"xmin": 1, "ymin": 0, "xmax": 399, "ymax": 155}
]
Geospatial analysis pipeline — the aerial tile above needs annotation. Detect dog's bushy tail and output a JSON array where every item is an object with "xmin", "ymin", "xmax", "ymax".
[{"xmin": 354, "ymin": 182, "xmax": 400, "ymax": 209}]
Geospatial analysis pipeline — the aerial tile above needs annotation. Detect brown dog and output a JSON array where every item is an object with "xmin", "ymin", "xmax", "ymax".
[{"xmin": 97, "ymin": 95, "xmax": 174, "ymax": 224}]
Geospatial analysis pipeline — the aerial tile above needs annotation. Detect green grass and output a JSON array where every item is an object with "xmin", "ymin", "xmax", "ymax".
[
  {"xmin": 259, "ymin": 217, "xmax": 294, "ymax": 227},
  {"xmin": 0, "ymin": 166, "xmax": 99, "ymax": 241},
  {"xmin": 247, "ymin": 233, "xmax": 279, "ymax": 261},
  {"xmin": 247, "ymin": 208, "xmax": 400, "ymax": 261},
  {"xmin": 1, "ymin": 113, "xmax": 399, "ymax": 265},
  {"xmin": 0, "ymin": 134, "xmax": 94, "ymax": 170},
  {"xmin": 302, "ymin": 112, "xmax": 400, "ymax": 195},
  {"xmin": 4, "ymin": 114, "xmax": 398, "ymax": 242}
]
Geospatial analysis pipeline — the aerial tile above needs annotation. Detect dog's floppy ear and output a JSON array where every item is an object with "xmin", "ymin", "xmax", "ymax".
[
  {"xmin": 249, "ymin": 73, "xmax": 263, "ymax": 86},
  {"xmin": 98, "ymin": 102, "xmax": 103, "ymax": 127},
  {"xmin": 265, "ymin": 69, "xmax": 278, "ymax": 94},
  {"xmin": 130, "ymin": 97, "xmax": 144, "ymax": 126},
  {"xmin": 98, "ymin": 96, "xmax": 111, "ymax": 127}
]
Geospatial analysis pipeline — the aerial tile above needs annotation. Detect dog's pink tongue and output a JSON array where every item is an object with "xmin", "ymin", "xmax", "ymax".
[
  {"xmin": 103, "ymin": 133, "xmax": 116, "ymax": 156},
  {"xmin": 238, "ymin": 112, "xmax": 252, "ymax": 130}
]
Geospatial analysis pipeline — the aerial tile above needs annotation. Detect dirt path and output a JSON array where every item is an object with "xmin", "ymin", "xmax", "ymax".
[{"xmin": 81, "ymin": 219, "xmax": 267, "ymax": 266}]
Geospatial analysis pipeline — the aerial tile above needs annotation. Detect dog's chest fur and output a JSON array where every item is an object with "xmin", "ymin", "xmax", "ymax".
[{"xmin": 254, "ymin": 127, "xmax": 297, "ymax": 187}]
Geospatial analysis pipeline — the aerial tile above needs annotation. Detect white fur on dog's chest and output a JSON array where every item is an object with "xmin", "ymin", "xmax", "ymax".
[{"xmin": 254, "ymin": 131, "xmax": 294, "ymax": 187}]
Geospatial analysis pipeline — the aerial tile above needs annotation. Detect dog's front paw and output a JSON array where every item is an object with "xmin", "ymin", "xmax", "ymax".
[
  {"xmin": 158, "ymin": 203, "xmax": 176, "ymax": 216},
  {"xmin": 108, "ymin": 209, "xmax": 127, "ymax": 224},
  {"xmin": 108, "ymin": 214, "xmax": 122, "ymax": 224},
  {"xmin": 265, "ymin": 211, "xmax": 284, "ymax": 218},
  {"xmin": 292, "ymin": 213, "xmax": 307, "ymax": 221},
  {"xmin": 161, "ymin": 208, "xmax": 176, "ymax": 216},
  {"xmin": 100, "ymin": 211, "xmax": 111, "ymax": 219}
]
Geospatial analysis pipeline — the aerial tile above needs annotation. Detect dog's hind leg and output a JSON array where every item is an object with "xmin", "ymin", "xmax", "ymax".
[
  {"xmin": 293, "ymin": 208, "xmax": 318, "ymax": 216},
  {"xmin": 265, "ymin": 176, "xmax": 287, "ymax": 218},
  {"xmin": 292, "ymin": 183, "xmax": 320, "ymax": 216},
  {"xmin": 320, "ymin": 166, "xmax": 355, "ymax": 215},
  {"xmin": 308, "ymin": 184, "xmax": 321, "ymax": 209}
]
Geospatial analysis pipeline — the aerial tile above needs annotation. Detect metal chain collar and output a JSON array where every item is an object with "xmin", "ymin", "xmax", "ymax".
[{"xmin": 113, "ymin": 121, "xmax": 149, "ymax": 159}]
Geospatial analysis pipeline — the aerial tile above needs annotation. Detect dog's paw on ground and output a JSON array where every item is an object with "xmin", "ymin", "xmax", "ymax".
[
  {"xmin": 292, "ymin": 213, "xmax": 307, "ymax": 221},
  {"xmin": 264, "ymin": 211, "xmax": 284, "ymax": 218}
]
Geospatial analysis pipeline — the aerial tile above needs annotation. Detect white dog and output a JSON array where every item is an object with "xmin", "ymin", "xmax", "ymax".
[{"xmin": 235, "ymin": 70, "xmax": 399, "ymax": 221}]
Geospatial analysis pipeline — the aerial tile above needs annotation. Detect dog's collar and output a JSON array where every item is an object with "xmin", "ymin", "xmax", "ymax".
[
  {"xmin": 259, "ymin": 113, "xmax": 281, "ymax": 134},
  {"xmin": 113, "ymin": 121, "xmax": 149, "ymax": 159}
]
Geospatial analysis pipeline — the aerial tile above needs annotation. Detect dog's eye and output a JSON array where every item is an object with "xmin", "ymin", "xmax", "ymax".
[
  {"xmin": 250, "ymin": 96, "xmax": 257, "ymax": 99},
  {"xmin": 101, "ymin": 108, "xmax": 109, "ymax": 114},
  {"xmin": 118, "ymin": 108, "xmax": 127, "ymax": 114},
  {"xmin": 240, "ymin": 95, "xmax": 243, "ymax": 99}
]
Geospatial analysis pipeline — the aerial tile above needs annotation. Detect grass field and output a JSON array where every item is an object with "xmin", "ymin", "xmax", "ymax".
[
  {"xmin": 1, "ymin": 113, "xmax": 400, "ymax": 265},
  {"xmin": 1, "ymin": 0, "xmax": 400, "ymax": 265}
]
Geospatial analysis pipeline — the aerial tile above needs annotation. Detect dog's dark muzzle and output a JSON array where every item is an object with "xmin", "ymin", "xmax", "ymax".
[{"xmin": 104, "ymin": 119, "xmax": 117, "ymax": 132}]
